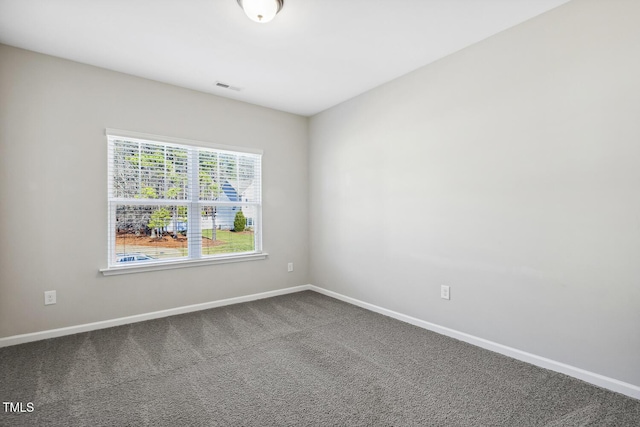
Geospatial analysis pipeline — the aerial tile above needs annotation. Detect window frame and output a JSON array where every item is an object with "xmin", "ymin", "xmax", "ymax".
[{"xmin": 101, "ymin": 129, "xmax": 267, "ymax": 276}]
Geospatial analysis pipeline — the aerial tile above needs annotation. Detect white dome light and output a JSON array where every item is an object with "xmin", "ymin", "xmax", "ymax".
[{"xmin": 237, "ymin": 0, "xmax": 284, "ymax": 23}]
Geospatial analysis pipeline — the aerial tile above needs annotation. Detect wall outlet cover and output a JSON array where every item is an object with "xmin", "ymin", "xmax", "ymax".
[{"xmin": 44, "ymin": 290, "xmax": 57, "ymax": 305}]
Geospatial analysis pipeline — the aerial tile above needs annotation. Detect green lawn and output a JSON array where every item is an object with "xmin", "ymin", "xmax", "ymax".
[{"xmin": 202, "ymin": 229, "xmax": 255, "ymax": 255}]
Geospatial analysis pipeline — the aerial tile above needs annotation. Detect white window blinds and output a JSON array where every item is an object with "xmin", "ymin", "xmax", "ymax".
[{"xmin": 107, "ymin": 130, "xmax": 262, "ymax": 268}]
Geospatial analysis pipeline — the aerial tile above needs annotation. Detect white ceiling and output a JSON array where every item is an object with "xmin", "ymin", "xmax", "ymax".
[{"xmin": 0, "ymin": 0, "xmax": 570, "ymax": 116}]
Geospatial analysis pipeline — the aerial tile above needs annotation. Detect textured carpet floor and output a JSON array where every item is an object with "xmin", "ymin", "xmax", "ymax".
[{"xmin": 1, "ymin": 290, "xmax": 639, "ymax": 426}]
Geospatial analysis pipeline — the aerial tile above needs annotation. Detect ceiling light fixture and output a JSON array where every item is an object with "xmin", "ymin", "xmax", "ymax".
[{"xmin": 237, "ymin": 0, "xmax": 283, "ymax": 23}]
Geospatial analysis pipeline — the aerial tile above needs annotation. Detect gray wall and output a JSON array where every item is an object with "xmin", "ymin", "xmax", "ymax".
[
  {"xmin": 0, "ymin": 44, "xmax": 309, "ymax": 338},
  {"xmin": 309, "ymin": 0, "xmax": 640, "ymax": 386}
]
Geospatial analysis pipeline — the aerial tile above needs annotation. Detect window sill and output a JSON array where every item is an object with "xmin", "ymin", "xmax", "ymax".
[{"xmin": 100, "ymin": 252, "xmax": 268, "ymax": 276}]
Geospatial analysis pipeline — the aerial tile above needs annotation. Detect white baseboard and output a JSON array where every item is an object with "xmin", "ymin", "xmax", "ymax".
[
  {"xmin": 307, "ymin": 285, "xmax": 640, "ymax": 401},
  {"xmin": 0, "ymin": 285, "xmax": 312, "ymax": 348},
  {"xmin": 1, "ymin": 283, "xmax": 637, "ymax": 400}
]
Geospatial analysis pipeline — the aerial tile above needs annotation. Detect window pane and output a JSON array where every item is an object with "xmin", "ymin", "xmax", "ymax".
[
  {"xmin": 201, "ymin": 205, "xmax": 256, "ymax": 255},
  {"xmin": 115, "ymin": 204, "xmax": 188, "ymax": 263},
  {"xmin": 218, "ymin": 152, "xmax": 238, "ymax": 200},
  {"xmin": 198, "ymin": 150, "xmax": 219, "ymax": 200},
  {"xmin": 199, "ymin": 149, "xmax": 261, "ymax": 204},
  {"xmin": 111, "ymin": 139, "xmax": 188, "ymax": 200},
  {"xmin": 238, "ymin": 154, "xmax": 261, "ymax": 203}
]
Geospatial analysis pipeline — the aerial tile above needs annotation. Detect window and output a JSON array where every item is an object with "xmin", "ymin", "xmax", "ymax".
[{"xmin": 105, "ymin": 129, "xmax": 263, "ymax": 272}]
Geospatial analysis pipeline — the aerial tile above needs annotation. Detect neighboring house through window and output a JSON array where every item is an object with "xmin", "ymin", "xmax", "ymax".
[{"xmin": 106, "ymin": 129, "xmax": 262, "ymax": 269}]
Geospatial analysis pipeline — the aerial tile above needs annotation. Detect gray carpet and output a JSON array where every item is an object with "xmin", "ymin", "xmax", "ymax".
[{"xmin": 1, "ymin": 291, "xmax": 639, "ymax": 426}]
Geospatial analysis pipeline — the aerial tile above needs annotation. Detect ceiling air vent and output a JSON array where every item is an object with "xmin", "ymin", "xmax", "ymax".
[{"xmin": 215, "ymin": 81, "xmax": 242, "ymax": 91}]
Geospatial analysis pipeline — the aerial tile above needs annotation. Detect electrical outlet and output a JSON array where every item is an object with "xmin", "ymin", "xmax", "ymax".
[
  {"xmin": 44, "ymin": 290, "xmax": 56, "ymax": 305},
  {"xmin": 287, "ymin": 262, "xmax": 294, "ymax": 272},
  {"xmin": 440, "ymin": 285, "xmax": 450, "ymax": 300}
]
